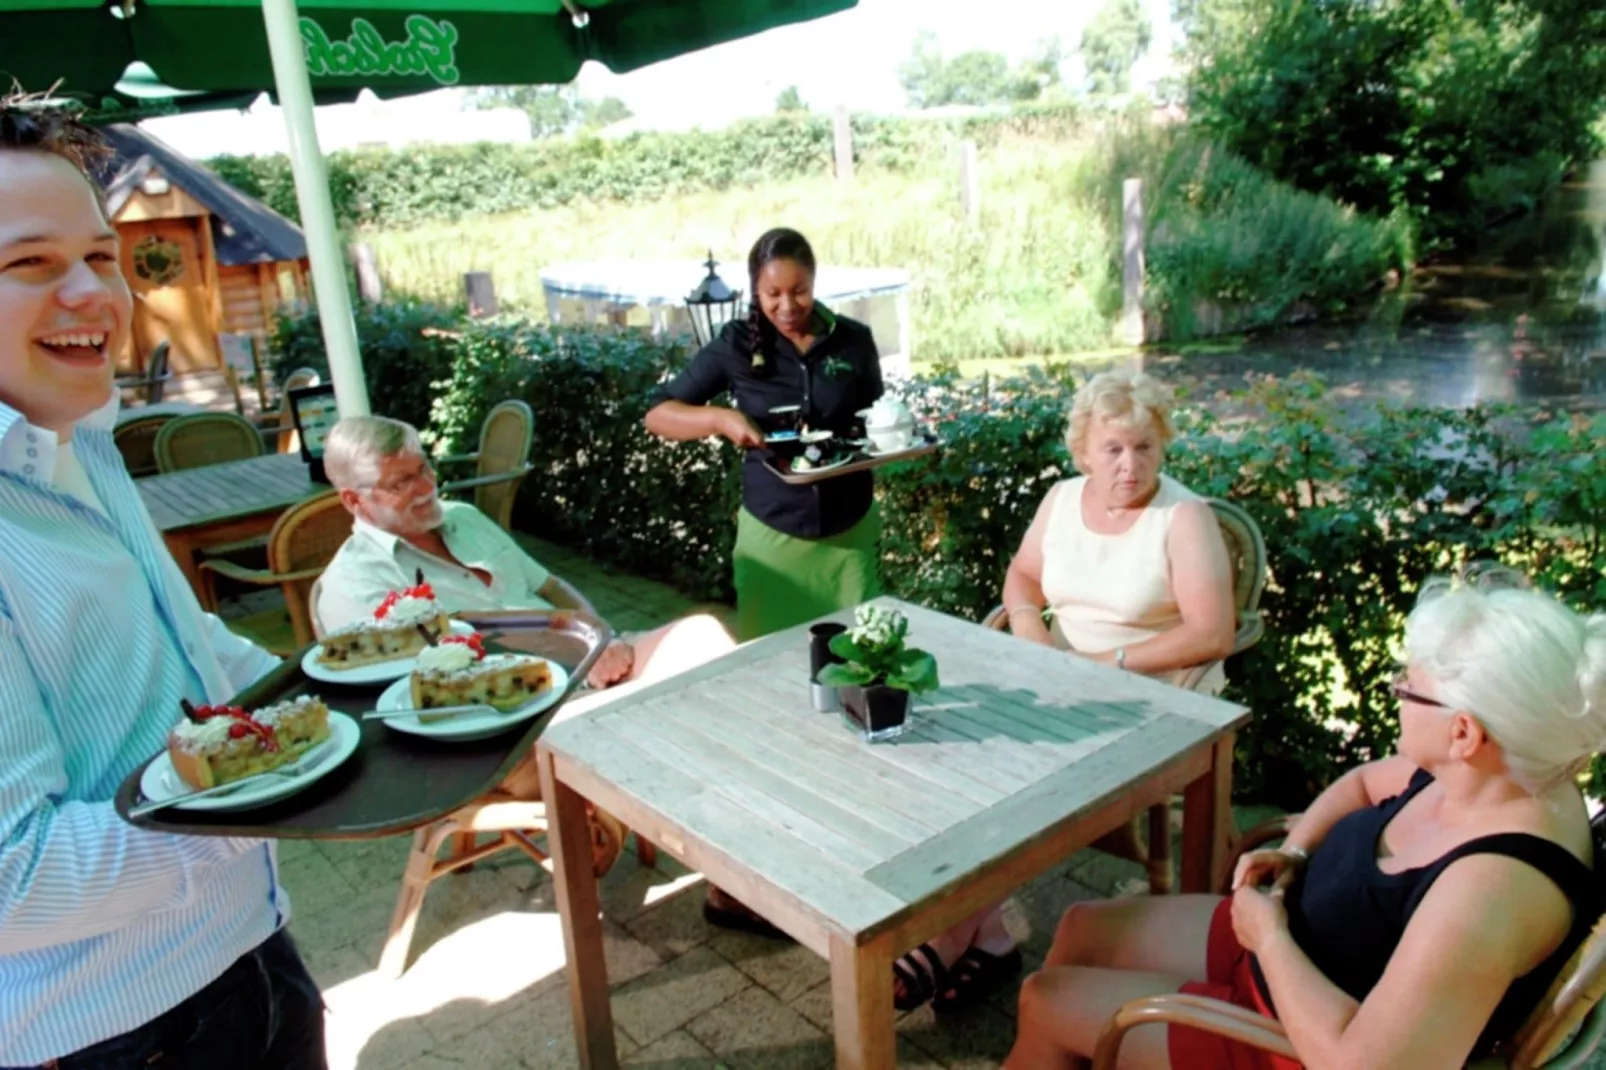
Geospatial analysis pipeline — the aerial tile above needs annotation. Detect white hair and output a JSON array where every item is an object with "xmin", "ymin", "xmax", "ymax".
[
  {"xmin": 322, "ymin": 415, "xmax": 423, "ymax": 492},
  {"xmin": 1405, "ymin": 567, "xmax": 1606, "ymax": 794},
  {"xmin": 1066, "ymin": 369, "xmax": 1177, "ymax": 469}
]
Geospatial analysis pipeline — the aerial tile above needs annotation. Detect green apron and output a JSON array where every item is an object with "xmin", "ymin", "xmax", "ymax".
[{"xmin": 733, "ymin": 506, "xmax": 881, "ymax": 641}]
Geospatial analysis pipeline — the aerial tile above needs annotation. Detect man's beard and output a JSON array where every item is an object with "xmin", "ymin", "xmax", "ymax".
[{"xmin": 373, "ymin": 493, "xmax": 444, "ymax": 536}]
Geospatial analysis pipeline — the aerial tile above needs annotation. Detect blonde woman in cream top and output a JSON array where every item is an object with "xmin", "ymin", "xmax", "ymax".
[
  {"xmin": 885, "ymin": 371, "xmax": 1237, "ymax": 1018},
  {"xmin": 1001, "ymin": 369, "xmax": 1236, "ymax": 693},
  {"xmin": 1037, "ymin": 472, "xmax": 1228, "ymax": 693}
]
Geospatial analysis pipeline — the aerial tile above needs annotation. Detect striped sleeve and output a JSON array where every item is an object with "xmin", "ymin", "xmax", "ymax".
[{"xmin": 0, "ymin": 610, "xmax": 258, "ymax": 957}]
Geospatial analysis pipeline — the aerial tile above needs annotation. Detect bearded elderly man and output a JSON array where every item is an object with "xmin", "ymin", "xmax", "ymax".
[{"xmin": 315, "ymin": 414, "xmax": 735, "ymax": 697}]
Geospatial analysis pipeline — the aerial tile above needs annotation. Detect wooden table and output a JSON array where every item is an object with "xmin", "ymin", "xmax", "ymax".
[
  {"xmin": 136, "ymin": 453, "xmax": 318, "ymax": 600},
  {"xmin": 536, "ymin": 599, "xmax": 1251, "ymax": 1070}
]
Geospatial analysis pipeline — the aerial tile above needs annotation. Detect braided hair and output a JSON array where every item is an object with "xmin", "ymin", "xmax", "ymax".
[
  {"xmin": 0, "ymin": 84, "xmax": 110, "ymax": 177},
  {"xmin": 740, "ymin": 227, "xmax": 817, "ymax": 379}
]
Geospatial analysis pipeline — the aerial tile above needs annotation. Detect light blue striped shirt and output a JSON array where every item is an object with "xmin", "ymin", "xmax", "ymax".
[{"xmin": 0, "ymin": 398, "xmax": 288, "ymax": 1065}]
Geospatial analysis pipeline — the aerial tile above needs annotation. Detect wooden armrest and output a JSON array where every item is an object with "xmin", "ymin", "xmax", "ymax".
[
  {"xmin": 439, "ymin": 464, "xmax": 533, "ymax": 494},
  {"xmin": 1092, "ymin": 993, "xmax": 1295, "ymax": 1070},
  {"xmin": 198, "ymin": 559, "xmax": 328, "ymax": 586}
]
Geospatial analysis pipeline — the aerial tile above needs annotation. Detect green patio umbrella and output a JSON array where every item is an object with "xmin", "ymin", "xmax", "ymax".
[{"xmin": 0, "ymin": 0, "xmax": 857, "ymax": 413}]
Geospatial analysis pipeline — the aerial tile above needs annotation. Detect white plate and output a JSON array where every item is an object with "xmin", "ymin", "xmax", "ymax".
[
  {"xmin": 790, "ymin": 453, "xmax": 858, "ymax": 475},
  {"xmin": 301, "ymin": 619, "xmax": 477, "ymax": 684},
  {"xmin": 138, "ymin": 712, "xmax": 361, "ymax": 812},
  {"xmin": 374, "ymin": 656, "xmax": 570, "ymax": 742}
]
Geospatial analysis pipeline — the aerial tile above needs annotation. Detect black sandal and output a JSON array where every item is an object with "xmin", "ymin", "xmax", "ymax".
[
  {"xmin": 892, "ymin": 944, "xmax": 949, "ymax": 1011},
  {"xmin": 931, "ymin": 945, "xmax": 1023, "ymax": 1013}
]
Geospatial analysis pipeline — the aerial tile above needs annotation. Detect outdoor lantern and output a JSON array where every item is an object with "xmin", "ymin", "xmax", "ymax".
[
  {"xmin": 288, "ymin": 382, "xmax": 339, "ymax": 484},
  {"xmin": 685, "ymin": 251, "xmax": 743, "ymax": 347}
]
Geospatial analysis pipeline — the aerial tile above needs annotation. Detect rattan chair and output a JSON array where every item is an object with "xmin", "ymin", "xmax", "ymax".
[
  {"xmin": 437, "ymin": 399, "xmax": 534, "ymax": 531},
  {"xmin": 1092, "ymin": 812, "xmax": 1606, "ymax": 1070},
  {"xmin": 112, "ymin": 413, "xmax": 178, "ymax": 478},
  {"xmin": 197, "ymin": 491, "xmax": 352, "ymax": 654},
  {"xmin": 258, "ymin": 367, "xmax": 321, "ymax": 454},
  {"xmin": 153, "ymin": 412, "xmax": 267, "ymax": 474},
  {"xmin": 116, "ymin": 340, "xmax": 173, "ymax": 405},
  {"xmin": 982, "ymin": 497, "xmax": 1268, "ymax": 894}
]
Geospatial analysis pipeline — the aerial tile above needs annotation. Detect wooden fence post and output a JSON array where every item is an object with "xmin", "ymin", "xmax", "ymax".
[
  {"xmin": 959, "ymin": 141, "xmax": 980, "ymax": 222},
  {"xmin": 1120, "ymin": 177, "xmax": 1146, "ymax": 347},
  {"xmin": 834, "ymin": 105, "xmax": 855, "ymax": 183},
  {"xmin": 464, "ymin": 271, "xmax": 498, "ymax": 318},
  {"xmin": 349, "ymin": 242, "xmax": 383, "ymax": 304}
]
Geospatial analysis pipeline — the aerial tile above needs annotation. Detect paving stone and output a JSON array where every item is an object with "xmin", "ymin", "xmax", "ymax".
[
  {"xmin": 899, "ymin": 1000, "xmax": 1019, "ymax": 1069},
  {"xmin": 622, "ymin": 1029, "xmax": 722, "ymax": 1068},
  {"xmin": 318, "ymin": 835, "xmax": 413, "ymax": 891},
  {"xmin": 683, "ymin": 985, "xmax": 832, "ymax": 1070},
  {"xmin": 611, "ymin": 945, "xmax": 753, "ymax": 1047},
  {"xmin": 417, "ymin": 983, "xmax": 636, "ymax": 1070},
  {"xmin": 708, "ymin": 929, "xmax": 830, "ymax": 1004},
  {"xmin": 620, "ymin": 883, "xmax": 718, "ymax": 961}
]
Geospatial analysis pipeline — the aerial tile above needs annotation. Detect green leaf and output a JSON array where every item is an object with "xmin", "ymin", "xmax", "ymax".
[
  {"xmin": 818, "ymin": 662, "xmax": 876, "ymax": 687},
  {"xmin": 891, "ymin": 650, "xmax": 939, "ymax": 693}
]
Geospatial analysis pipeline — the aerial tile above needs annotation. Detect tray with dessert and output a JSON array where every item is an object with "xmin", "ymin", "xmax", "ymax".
[
  {"xmin": 302, "ymin": 573, "xmax": 477, "ymax": 684},
  {"xmin": 114, "ymin": 604, "xmax": 612, "ymax": 839},
  {"xmin": 370, "ymin": 630, "xmax": 571, "ymax": 741},
  {"xmin": 760, "ymin": 398, "xmax": 939, "ymax": 486}
]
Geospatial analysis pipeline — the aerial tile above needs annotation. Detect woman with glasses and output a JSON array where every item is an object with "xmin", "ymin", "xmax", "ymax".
[{"xmin": 1005, "ymin": 566, "xmax": 1605, "ymax": 1069}]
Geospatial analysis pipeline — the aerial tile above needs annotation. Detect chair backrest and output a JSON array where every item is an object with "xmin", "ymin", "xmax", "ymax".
[
  {"xmin": 474, "ymin": 399, "xmax": 534, "ymax": 530},
  {"xmin": 153, "ymin": 412, "xmax": 267, "ymax": 473},
  {"xmin": 308, "ymin": 575, "xmax": 328, "ymax": 640},
  {"xmin": 266, "ymin": 491, "xmax": 354, "ymax": 649},
  {"xmin": 275, "ymin": 367, "xmax": 322, "ymax": 454},
  {"xmin": 1207, "ymin": 497, "xmax": 1267, "ymax": 618},
  {"xmin": 1505, "ymin": 814, "xmax": 1606, "ymax": 1068},
  {"xmin": 112, "ymin": 414, "xmax": 177, "ymax": 478},
  {"xmin": 145, "ymin": 341, "xmax": 171, "ymax": 404}
]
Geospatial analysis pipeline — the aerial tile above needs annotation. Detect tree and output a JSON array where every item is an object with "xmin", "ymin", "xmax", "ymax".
[
  {"xmin": 1081, "ymin": 0, "xmax": 1153, "ymax": 97},
  {"xmin": 471, "ymin": 85, "xmax": 632, "ymax": 138},
  {"xmin": 899, "ymin": 30, "xmax": 1065, "ymax": 108},
  {"xmin": 775, "ymin": 85, "xmax": 807, "ymax": 113},
  {"xmin": 1186, "ymin": 0, "xmax": 1606, "ymax": 245}
]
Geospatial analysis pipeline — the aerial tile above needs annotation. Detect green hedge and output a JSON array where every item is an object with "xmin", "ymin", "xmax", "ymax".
[
  {"xmin": 274, "ymin": 305, "xmax": 1606, "ymax": 807},
  {"xmin": 209, "ymin": 105, "xmax": 1084, "ymax": 231}
]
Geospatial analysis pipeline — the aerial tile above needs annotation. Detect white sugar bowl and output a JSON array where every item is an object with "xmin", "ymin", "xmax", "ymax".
[{"xmin": 857, "ymin": 397, "xmax": 916, "ymax": 453}]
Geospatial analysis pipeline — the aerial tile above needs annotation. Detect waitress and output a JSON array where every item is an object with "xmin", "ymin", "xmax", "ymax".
[{"xmin": 646, "ymin": 227, "xmax": 885, "ymax": 641}]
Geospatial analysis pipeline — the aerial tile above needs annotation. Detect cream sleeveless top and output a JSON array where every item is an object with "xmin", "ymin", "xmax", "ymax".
[{"xmin": 1039, "ymin": 473, "xmax": 1225, "ymax": 694}]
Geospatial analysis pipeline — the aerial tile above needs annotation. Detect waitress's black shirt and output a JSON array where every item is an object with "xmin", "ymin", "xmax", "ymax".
[{"xmin": 648, "ymin": 306, "xmax": 884, "ymax": 539}]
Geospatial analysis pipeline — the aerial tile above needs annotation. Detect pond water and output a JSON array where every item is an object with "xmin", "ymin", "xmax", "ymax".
[{"xmin": 1105, "ymin": 162, "xmax": 1606, "ymax": 411}]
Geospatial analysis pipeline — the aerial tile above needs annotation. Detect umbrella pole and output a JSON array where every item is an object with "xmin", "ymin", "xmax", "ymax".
[{"xmin": 260, "ymin": 0, "xmax": 372, "ymax": 418}]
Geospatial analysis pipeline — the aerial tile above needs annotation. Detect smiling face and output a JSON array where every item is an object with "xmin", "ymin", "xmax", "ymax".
[
  {"xmin": 341, "ymin": 449, "xmax": 444, "ymax": 537},
  {"xmin": 0, "ymin": 150, "xmax": 130, "ymax": 435},
  {"xmin": 755, "ymin": 257, "xmax": 816, "ymax": 340},
  {"xmin": 1079, "ymin": 417, "xmax": 1163, "ymax": 509}
]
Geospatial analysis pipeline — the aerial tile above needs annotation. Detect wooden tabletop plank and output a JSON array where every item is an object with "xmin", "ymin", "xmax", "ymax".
[
  {"xmin": 865, "ymin": 713, "xmax": 1226, "ymax": 903},
  {"xmin": 597, "ymin": 709, "xmax": 903, "ymax": 868},
  {"xmin": 542, "ymin": 597, "xmax": 1251, "ymax": 938},
  {"xmin": 136, "ymin": 454, "xmax": 314, "ymax": 533},
  {"xmin": 664, "ymin": 690, "xmax": 956, "ymax": 841},
  {"xmin": 557, "ymin": 716, "xmax": 904, "ymax": 935},
  {"xmin": 719, "ymin": 679, "xmax": 984, "ymax": 827}
]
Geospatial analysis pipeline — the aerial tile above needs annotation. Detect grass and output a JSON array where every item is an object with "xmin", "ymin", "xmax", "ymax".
[{"xmin": 362, "ymin": 129, "xmax": 1410, "ymax": 365}]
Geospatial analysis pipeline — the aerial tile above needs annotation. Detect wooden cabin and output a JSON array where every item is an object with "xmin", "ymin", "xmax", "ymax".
[{"xmin": 98, "ymin": 125, "xmax": 310, "ymax": 379}]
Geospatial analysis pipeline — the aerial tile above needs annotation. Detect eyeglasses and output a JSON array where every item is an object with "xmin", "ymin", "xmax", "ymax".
[
  {"xmin": 363, "ymin": 462, "xmax": 434, "ymax": 496},
  {"xmin": 1390, "ymin": 671, "xmax": 1452, "ymax": 710}
]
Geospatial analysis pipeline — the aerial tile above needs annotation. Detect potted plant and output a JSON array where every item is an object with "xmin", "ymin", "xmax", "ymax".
[{"xmin": 816, "ymin": 605, "xmax": 940, "ymax": 741}]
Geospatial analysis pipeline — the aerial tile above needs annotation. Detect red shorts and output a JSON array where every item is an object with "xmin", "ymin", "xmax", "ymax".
[{"xmin": 1169, "ymin": 899, "xmax": 1303, "ymax": 1070}]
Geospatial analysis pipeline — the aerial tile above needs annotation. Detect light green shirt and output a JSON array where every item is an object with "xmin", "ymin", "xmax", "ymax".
[{"xmin": 315, "ymin": 500, "xmax": 552, "ymax": 633}]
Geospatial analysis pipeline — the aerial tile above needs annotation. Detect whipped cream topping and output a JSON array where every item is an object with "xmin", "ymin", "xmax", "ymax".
[
  {"xmin": 170, "ymin": 716, "xmax": 234, "ymax": 752},
  {"xmin": 416, "ymin": 643, "xmax": 477, "ymax": 674},
  {"xmin": 254, "ymin": 694, "xmax": 320, "ymax": 727},
  {"xmin": 384, "ymin": 595, "xmax": 441, "ymax": 626}
]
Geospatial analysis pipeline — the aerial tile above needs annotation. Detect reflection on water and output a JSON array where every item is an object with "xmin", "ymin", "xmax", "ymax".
[{"xmin": 1102, "ymin": 162, "xmax": 1606, "ymax": 411}]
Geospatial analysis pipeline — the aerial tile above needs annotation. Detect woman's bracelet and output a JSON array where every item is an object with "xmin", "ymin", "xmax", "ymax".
[
  {"xmin": 1007, "ymin": 605, "xmax": 1042, "ymax": 619},
  {"xmin": 1281, "ymin": 845, "xmax": 1311, "ymax": 864}
]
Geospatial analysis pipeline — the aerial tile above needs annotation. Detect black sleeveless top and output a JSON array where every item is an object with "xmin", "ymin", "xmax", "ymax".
[{"xmin": 1252, "ymin": 768, "xmax": 1599, "ymax": 1058}]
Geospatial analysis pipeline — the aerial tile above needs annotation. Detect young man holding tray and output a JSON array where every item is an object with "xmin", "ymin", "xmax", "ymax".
[{"xmin": 0, "ymin": 93, "xmax": 325, "ymax": 1068}]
